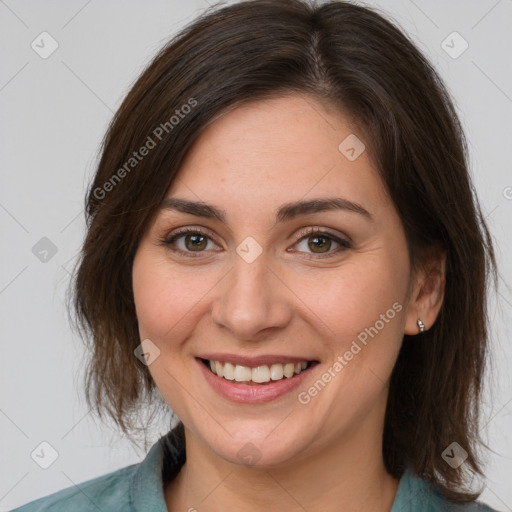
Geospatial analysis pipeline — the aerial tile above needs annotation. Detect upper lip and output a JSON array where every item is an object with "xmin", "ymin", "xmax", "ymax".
[{"xmin": 198, "ymin": 353, "xmax": 318, "ymax": 368}]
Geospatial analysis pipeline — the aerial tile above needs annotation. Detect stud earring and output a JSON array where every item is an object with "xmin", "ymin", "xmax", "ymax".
[{"xmin": 417, "ymin": 318, "xmax": 425, "ymax": 333}]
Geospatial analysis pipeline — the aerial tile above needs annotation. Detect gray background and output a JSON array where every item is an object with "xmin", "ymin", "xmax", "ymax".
[{"xmin": 1, "ymin": 0, "xmax": 511, "ymax": 510}]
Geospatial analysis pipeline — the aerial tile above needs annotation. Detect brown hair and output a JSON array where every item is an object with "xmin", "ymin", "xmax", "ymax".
[{"xmin": 70, "ymin": 0, "xmax": 497, "ymax": 501}]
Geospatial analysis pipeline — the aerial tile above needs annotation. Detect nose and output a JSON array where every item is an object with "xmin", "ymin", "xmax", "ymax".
[{"xmin": 211, "ymin": 252, "xmax": 292, "ymax": 341}]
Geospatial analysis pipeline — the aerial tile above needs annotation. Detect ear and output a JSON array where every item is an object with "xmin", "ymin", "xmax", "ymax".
[{"xmin": 404, "ymin": 247, "xmax": 447, "ymax": 335}]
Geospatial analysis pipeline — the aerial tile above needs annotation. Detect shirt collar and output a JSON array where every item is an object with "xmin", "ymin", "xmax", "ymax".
[
  {"xmin": 391, "ymin": 466, "xmax": 443, "ymax": 511},
  {"xmin": 129, "ymin": 432, "xmax": 170, "ymax": 512}
]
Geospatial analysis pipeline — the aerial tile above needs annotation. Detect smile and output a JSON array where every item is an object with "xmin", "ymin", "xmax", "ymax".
[
  {"xmin": 197, "ymin": 356, "xmax": 318, "ymax": 403},
  {"xmin": 204, "ymin": 359, "xmax": 310, "ymax": 384}
]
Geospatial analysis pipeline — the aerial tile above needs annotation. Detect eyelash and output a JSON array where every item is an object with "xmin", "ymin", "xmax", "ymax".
[{"xmin": 159, "ymin": 226, "xmax": 352, "ymax": 259}]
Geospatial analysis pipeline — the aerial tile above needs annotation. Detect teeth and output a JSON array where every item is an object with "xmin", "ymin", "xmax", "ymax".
[
  {"xmin": 234, "ymin": 365, "xmax": 252, "ymax": 382},
  {"xmin": 223, "ymin": 362, "xmax": 235, "ymax": 380},
  {"xmin": 214, "ymin": 361, "xmax": 224, "ymax": 378},
  {"xmin": 206, "ymin": 359, "xmax": 310, "ymax": 383},
  {"xmin": 283, "ymin": 363, "xmax": 295, "ymax": 378},
  {"xmin": 252, "ymin": 365, "xmax": 271, "ymax": 383},
  {"xmin": 270, "ymin": 363, "xmax": 283, "ymax": 380}
]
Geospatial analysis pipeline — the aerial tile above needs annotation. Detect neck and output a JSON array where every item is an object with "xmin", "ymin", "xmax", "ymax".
[{"xmin": 164, "ymin": 422, "xmax": 399, "ymax": 512}]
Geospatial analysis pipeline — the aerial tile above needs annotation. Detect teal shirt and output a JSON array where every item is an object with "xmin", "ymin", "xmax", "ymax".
[{"xmin": 10, "ymin": 431, "xmax": 499, "ymax": 512}]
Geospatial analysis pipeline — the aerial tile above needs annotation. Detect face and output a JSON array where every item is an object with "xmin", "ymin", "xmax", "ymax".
[{"xmin": 132, "ymin": 94, "xmax": 416, "ymax": 468}]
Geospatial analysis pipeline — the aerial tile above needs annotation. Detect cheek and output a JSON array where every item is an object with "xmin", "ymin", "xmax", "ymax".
[
  {"xmin": 295, "ymin": 256, "xmax": 406, "ymax": 347},
  {"xmin": 296, "ymin": 259, "xmax": 407, "ymax": 414},
  {"xmin": 301, "ymin": 258, "xmax": 407, "ymax": 408},
  {"xmin": 132, "ymin": 248, "xmax": 223, "ymax": 345},
  {"xmin": 132, "ymin": 251, "xmax": 188, "ymax": 341}
]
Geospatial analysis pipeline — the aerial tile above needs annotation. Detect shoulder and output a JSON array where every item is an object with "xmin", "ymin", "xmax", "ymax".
[
  {"xmin": 8, "ymin": 464, "xmax": 137, "ymax": 512},
  {"xmin": 392, "ymin": 467, "xmax": 500, "ymax": 512},
  {"xmin": 8, "ymin": 430, "xmax": 176, "ymax": 512}
]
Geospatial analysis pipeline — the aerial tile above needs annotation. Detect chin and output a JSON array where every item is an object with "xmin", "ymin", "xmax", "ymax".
[{"xmin": 199, "ymin": 420, "xmax": 317, "ymax": 469}]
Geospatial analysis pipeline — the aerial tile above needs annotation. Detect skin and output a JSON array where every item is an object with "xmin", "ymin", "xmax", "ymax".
[{"xmin": 132, "ymin": 94, "xmax": 446, "ymax": 512}]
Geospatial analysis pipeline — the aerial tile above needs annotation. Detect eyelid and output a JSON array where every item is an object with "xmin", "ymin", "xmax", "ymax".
[
  {"xmin": 292, "ymin": 226, "xmax": 352, "ymax": 245},
  {"xmin": 163, "ymin": 225, "xmax": 217, "ymax": 243}
]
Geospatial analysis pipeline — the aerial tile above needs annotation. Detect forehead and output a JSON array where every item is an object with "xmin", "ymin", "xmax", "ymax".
[{"xmin": 165, "ymin": 94, "xmax": 389, "ymax": 217}]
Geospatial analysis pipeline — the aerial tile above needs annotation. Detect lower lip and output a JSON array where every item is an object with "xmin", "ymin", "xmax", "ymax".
[{"xmin": 197, "ymin": 359, "xmax": 314, "ymax": 404}]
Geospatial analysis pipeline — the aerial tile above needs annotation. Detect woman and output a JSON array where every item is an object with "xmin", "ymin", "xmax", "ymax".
[{"xmin": 11, "ymin": 0, "xmax": 499, "ymax": 510}]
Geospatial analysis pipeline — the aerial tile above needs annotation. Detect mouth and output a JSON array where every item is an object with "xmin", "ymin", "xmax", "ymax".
[
  {"xmin": 196, "ymin": 356, "xmax": 319, "ymax": 403},
  {"xmin": 200, "ymin": 358, "xmax": 314, "ymax": 385}
]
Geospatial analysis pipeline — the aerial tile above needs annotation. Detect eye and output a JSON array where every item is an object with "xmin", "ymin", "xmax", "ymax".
[
  {"xmin": 161, "ymin": 227, "xmax": 220, "ymax": 256},
  {"xmin": 160, "ymin": 226, "xmax": 351, "ymax": 259},
  {"xmin": 291, "ymin": 228, "xmax": 351, "ymax": 258}
]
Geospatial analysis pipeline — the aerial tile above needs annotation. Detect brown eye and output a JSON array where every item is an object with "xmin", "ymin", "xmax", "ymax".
[
  {"xmin": 184, "ymin": 233, "xmax": 208, "ymax": 251},
  {"xmin": 162, "ymin": 228, "xmax": 219, "ymax": 256},
  {"xmin": 307, "ymin": 235, "xmax": 332, "ymax": 253},
  {"xmin": 293, "ymin": 228, "xmax": 351, "ymax": 258}
]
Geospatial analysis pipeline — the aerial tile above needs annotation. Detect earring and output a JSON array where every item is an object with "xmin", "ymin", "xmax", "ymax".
[{"xmin": 417, "ymin": 318, "xmax": 425, "ymax": 333}]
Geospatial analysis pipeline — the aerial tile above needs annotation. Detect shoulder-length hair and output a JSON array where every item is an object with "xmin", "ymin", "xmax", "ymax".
[{"xmin": 70, "ymin": 0, "xmax": 497, "ymax": 501}]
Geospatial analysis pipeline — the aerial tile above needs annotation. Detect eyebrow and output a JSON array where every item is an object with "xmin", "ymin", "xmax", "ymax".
[{"xmin": 159, "ymin": 197, "xmax": 373, "ymax": 223}]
